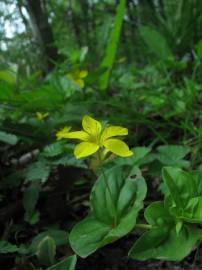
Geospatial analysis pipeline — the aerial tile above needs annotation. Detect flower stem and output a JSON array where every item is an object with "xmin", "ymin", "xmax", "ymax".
[{"xmin": 135, "ymin": 223, "xmax": 152, "ymax": 230}]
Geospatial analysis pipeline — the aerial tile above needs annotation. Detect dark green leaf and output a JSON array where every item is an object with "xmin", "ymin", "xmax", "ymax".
[
  {"xmin": 162, "ymin": 167, "xmax": 197, "ymax": 208},
  {"xmin": 47, "ymin": 255, "xmax": 77, "ymax": 270},
  {"xmin": 0, "ymin": 241, "xmax": 18, "ymax": 254},
  {"xmin": 129, "ymin": 201, "xmax": 202, "ymax": 261},
  {"xmin": 0, "ymin": 131, "xmax": 18, "ymax": 145},
  {"xmin": 30, "ymin": 230, "xmax": 68, "ymax": 254},
  {"xmin": 24, "ymin": 161, "xmax": 50, "ymax": 182},
  {"xmin": 36, "ymin": 236, "xmax": 56, "ymax": 267}
]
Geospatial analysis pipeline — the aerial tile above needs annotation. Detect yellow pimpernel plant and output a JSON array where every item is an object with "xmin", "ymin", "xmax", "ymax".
[
  {"xmin": 57, "ymin": 115, "xmax": 133, "ymax": 160},
  {"xmin": 36, "ymin": 112, "xmax": 49, "ymax": 121},
  {"xmin": 68, "ymin": 70, "xmax": 88, "ymax": 89}
]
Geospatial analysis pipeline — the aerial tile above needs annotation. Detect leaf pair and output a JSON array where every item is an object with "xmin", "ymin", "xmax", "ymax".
[
  {"xmin": 69, "ymin": 165, "xmax": 147, "ymax": 257},
  {"xmin": 163, "ymin": 167, "xmax": 202, "ymax": 223},
  {"xmin": 130, "ymin": 167, "xmax": 202, "ymax": 261}
]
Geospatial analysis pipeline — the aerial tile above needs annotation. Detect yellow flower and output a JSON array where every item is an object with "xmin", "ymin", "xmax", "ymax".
[
  {"xmin": 117, "ymin": 56, "xmax": 126, "ymax": 64},
  {"xmin": 68, "ymin": 70, "xmax": 88, "ymax": 89},
  {"xmin": 61, "ymin": 115, "xmax": 133, "ymax": 159},
  {"xmin": 56, "ymin": 126, "xmax": 71, "ymax": 140},
  {"xmin": 36, "ymin": 112, "xmax": 49, "ymax": 121}
]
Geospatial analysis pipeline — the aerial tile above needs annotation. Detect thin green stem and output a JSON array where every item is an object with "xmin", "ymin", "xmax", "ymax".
[{"xmin": 135, "ymin": 223, "xmax": 152, "ymax": 230}]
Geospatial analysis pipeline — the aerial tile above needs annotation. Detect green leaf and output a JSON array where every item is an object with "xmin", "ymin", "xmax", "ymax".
[
  {"xmin": 130, "ymin": 225, "xmax": 202, "ymax": 261},
  {"xmin": 69, "ymin": 165, "xmax": 147, "ymax": 257},
  {"xmin": 0, "ymin": 131, "xmax": 18, "ymax": 145},
  {"xmin": 30, "ymin": 230, "xmax": 68, "ymax": 254},
  {"xmin": 69, "ymin": 216, "xmax": 110, "ymax": 258},
  {"xmin": 156, "ymin": 145, "xmax": 190, "ymax": 168},
  {"xmin": 0, "ymin": 241, "xmax": 18, "ymax": 254},
  {"xmin": 46, "ymin": 255, "xmax": 77, "ymax": 270},
  {"xmin": 144, "ymin": 201, "xmax": 172, "ymax": 227},
  {"xmin": 115, "ymin": 147, "xmax": 151, "ymax": 166},
  {"xmin": 162, "ymin": 167, "xmax": 197, "ymax": 208},
  {"xmin": 0, "ymin": 70, "xmax": 16, "ymax": 84},
  {"xmin": 23, "ymin": 180, "xmax": 41, "ymax": 224},
  {"xmin": 36, "ymin": 236, "xmax": 56, "ymax": 267},
  {"xmin": 163, "ymin": 168, "xmax": 202, "ymax": 224},
  {"xmin": 24, "ymin": 211, "xmax": 40, "ymax": 225},
  {"xmin": 99, "ymin": 0, "xmax": 126, "ymax": 91},
  {"xmin": 23, "ymin": 181, "xmax": 41, "ymax": 213},
  {"xmin": 195, "ymin": 39, "xmax": 202, "ymax": 57},
  {"xmin": 129, "ymin": 201, "xmax": 202, "ymax": 261},
  {"xmin": 52, "ymin": 155, "xmax": 87, "ymax": 169},
  {"xmin": 43, "ymin": 142, "xmax": 64, "ymax": 157},
  {"xmin": 139, "ymin": 26, "xmax": 174, "ymax": 61},
  {"xmin": 24, "ymin": 160, "xmax": 50, "ymax": 183},
  {"xmin": 180, "ymin": 196, "xmax": 202, "ymax": 223}
]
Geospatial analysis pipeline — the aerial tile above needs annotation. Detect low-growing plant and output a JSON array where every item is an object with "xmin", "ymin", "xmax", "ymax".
[{"xmin": 55, "ymin": 115, "xmax": 202, "ymax": 263}]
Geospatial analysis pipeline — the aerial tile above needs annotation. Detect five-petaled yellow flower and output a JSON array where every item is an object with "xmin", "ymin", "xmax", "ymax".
[
  {"xmin": 36, "ymin": 112, "xmax": 49, "ymax": 121},
  {"xmin": 57, "ymin": 115, "xmax": 133, "ymax": 159},
  {"xmin": 68, "ymin": 70, "xmax": 88, "ymax": 89},
  {"xmin": 56, "ymin": 126, "xmax": 71, "ymax": 140}
]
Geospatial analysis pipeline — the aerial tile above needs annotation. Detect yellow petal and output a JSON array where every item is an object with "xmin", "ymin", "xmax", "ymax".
[
  {"xmin": 101, "ymin": 126, "xmax": 128, "ymax": 142},
  {"xmin": 74, "ymin": 78, "xmax": 85, "ymax": 88},
  {"xmin": 62, "ymin": 131, "xmax": 90, "ymax": 141},
  {"xmin": 79, "ymin": 70, "xmax": 88, "ymax": 78},
  {"xmin": 103, "ymin": 139, "xmax": 133, "ymax": 157},
  {"xmin": 82, "ymin": 115, "xmax": 102, "ymax": 138},
  {"xmin": 74, "ymin": 142, "xmax": 99, "ymax": 159},
  {"xmin": 56, "ymin": 126, "xmax": 71, "ymax": 140}
]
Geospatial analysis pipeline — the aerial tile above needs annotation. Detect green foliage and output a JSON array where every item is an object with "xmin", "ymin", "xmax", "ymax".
[
  {"xmin": 130, "ymin": 166, "xmax": 202, "ymax": 261},
  {"xmin": 46, "ymin": 255, "xmax": 77, "ymax": 270},
  {"xmin": 36, "ymin": 236, "xmax": 56, "ymax": 267},
  {"xmin": 139, "ymin": 26, "xmax": 173, "ymax": 61},
  {"xmin": 0, "ymin": 70, "xmax": 16, "ymax": 84},
  {"xmin": 154, "ymin": 145, "xmax": 190, "ymax": 168},
  {"xmin": 23, "ymin": 180, "xmax": 41, "ymax": 224},
  {"xmin": 99, "ymin": 0, "xmax": 126, "ymax": 91},
  {"xmin": 0, "ymin": 131, "xmax": 18, "ymax": 145},
  {"xmin": 163, "ymin": 167, "xmax": 202, "ymax": 223},
  {"xmin": 129, "ymin": 201, "xmax": 202, "ymax": 261},
  {"xmin": 0, "ymin": 241, "xmax": 18, "ymax": 254},
  {"xmin": 24, "ymin": 161, "xmax": 51, "ymax": 183},
  {"xmin": 69, "ymin": 165, "xmax": 147, "ymax": 257},
  {"xmin": 43, "ymin": 142, "xmax": 65, "ymax": 157},
  {"xmin": 114, "ymin": 147, "xmax": 151, "ymax": 167},
  {"xmin": 30, "ymin": 229, "xmax": 68, "ymax": 254}
]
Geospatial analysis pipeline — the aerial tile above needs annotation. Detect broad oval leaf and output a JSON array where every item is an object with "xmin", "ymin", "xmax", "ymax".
[
  {"xmin": 129, "ymin": 201, "xmax": 202, "ymax": 261},
  {"xmin": 69, "ymin": 165, "xmax": 147, "ymax": 257},
  {"xmin": 129, "ymin": 225, "xmax": 202, "ymax": 261}
]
